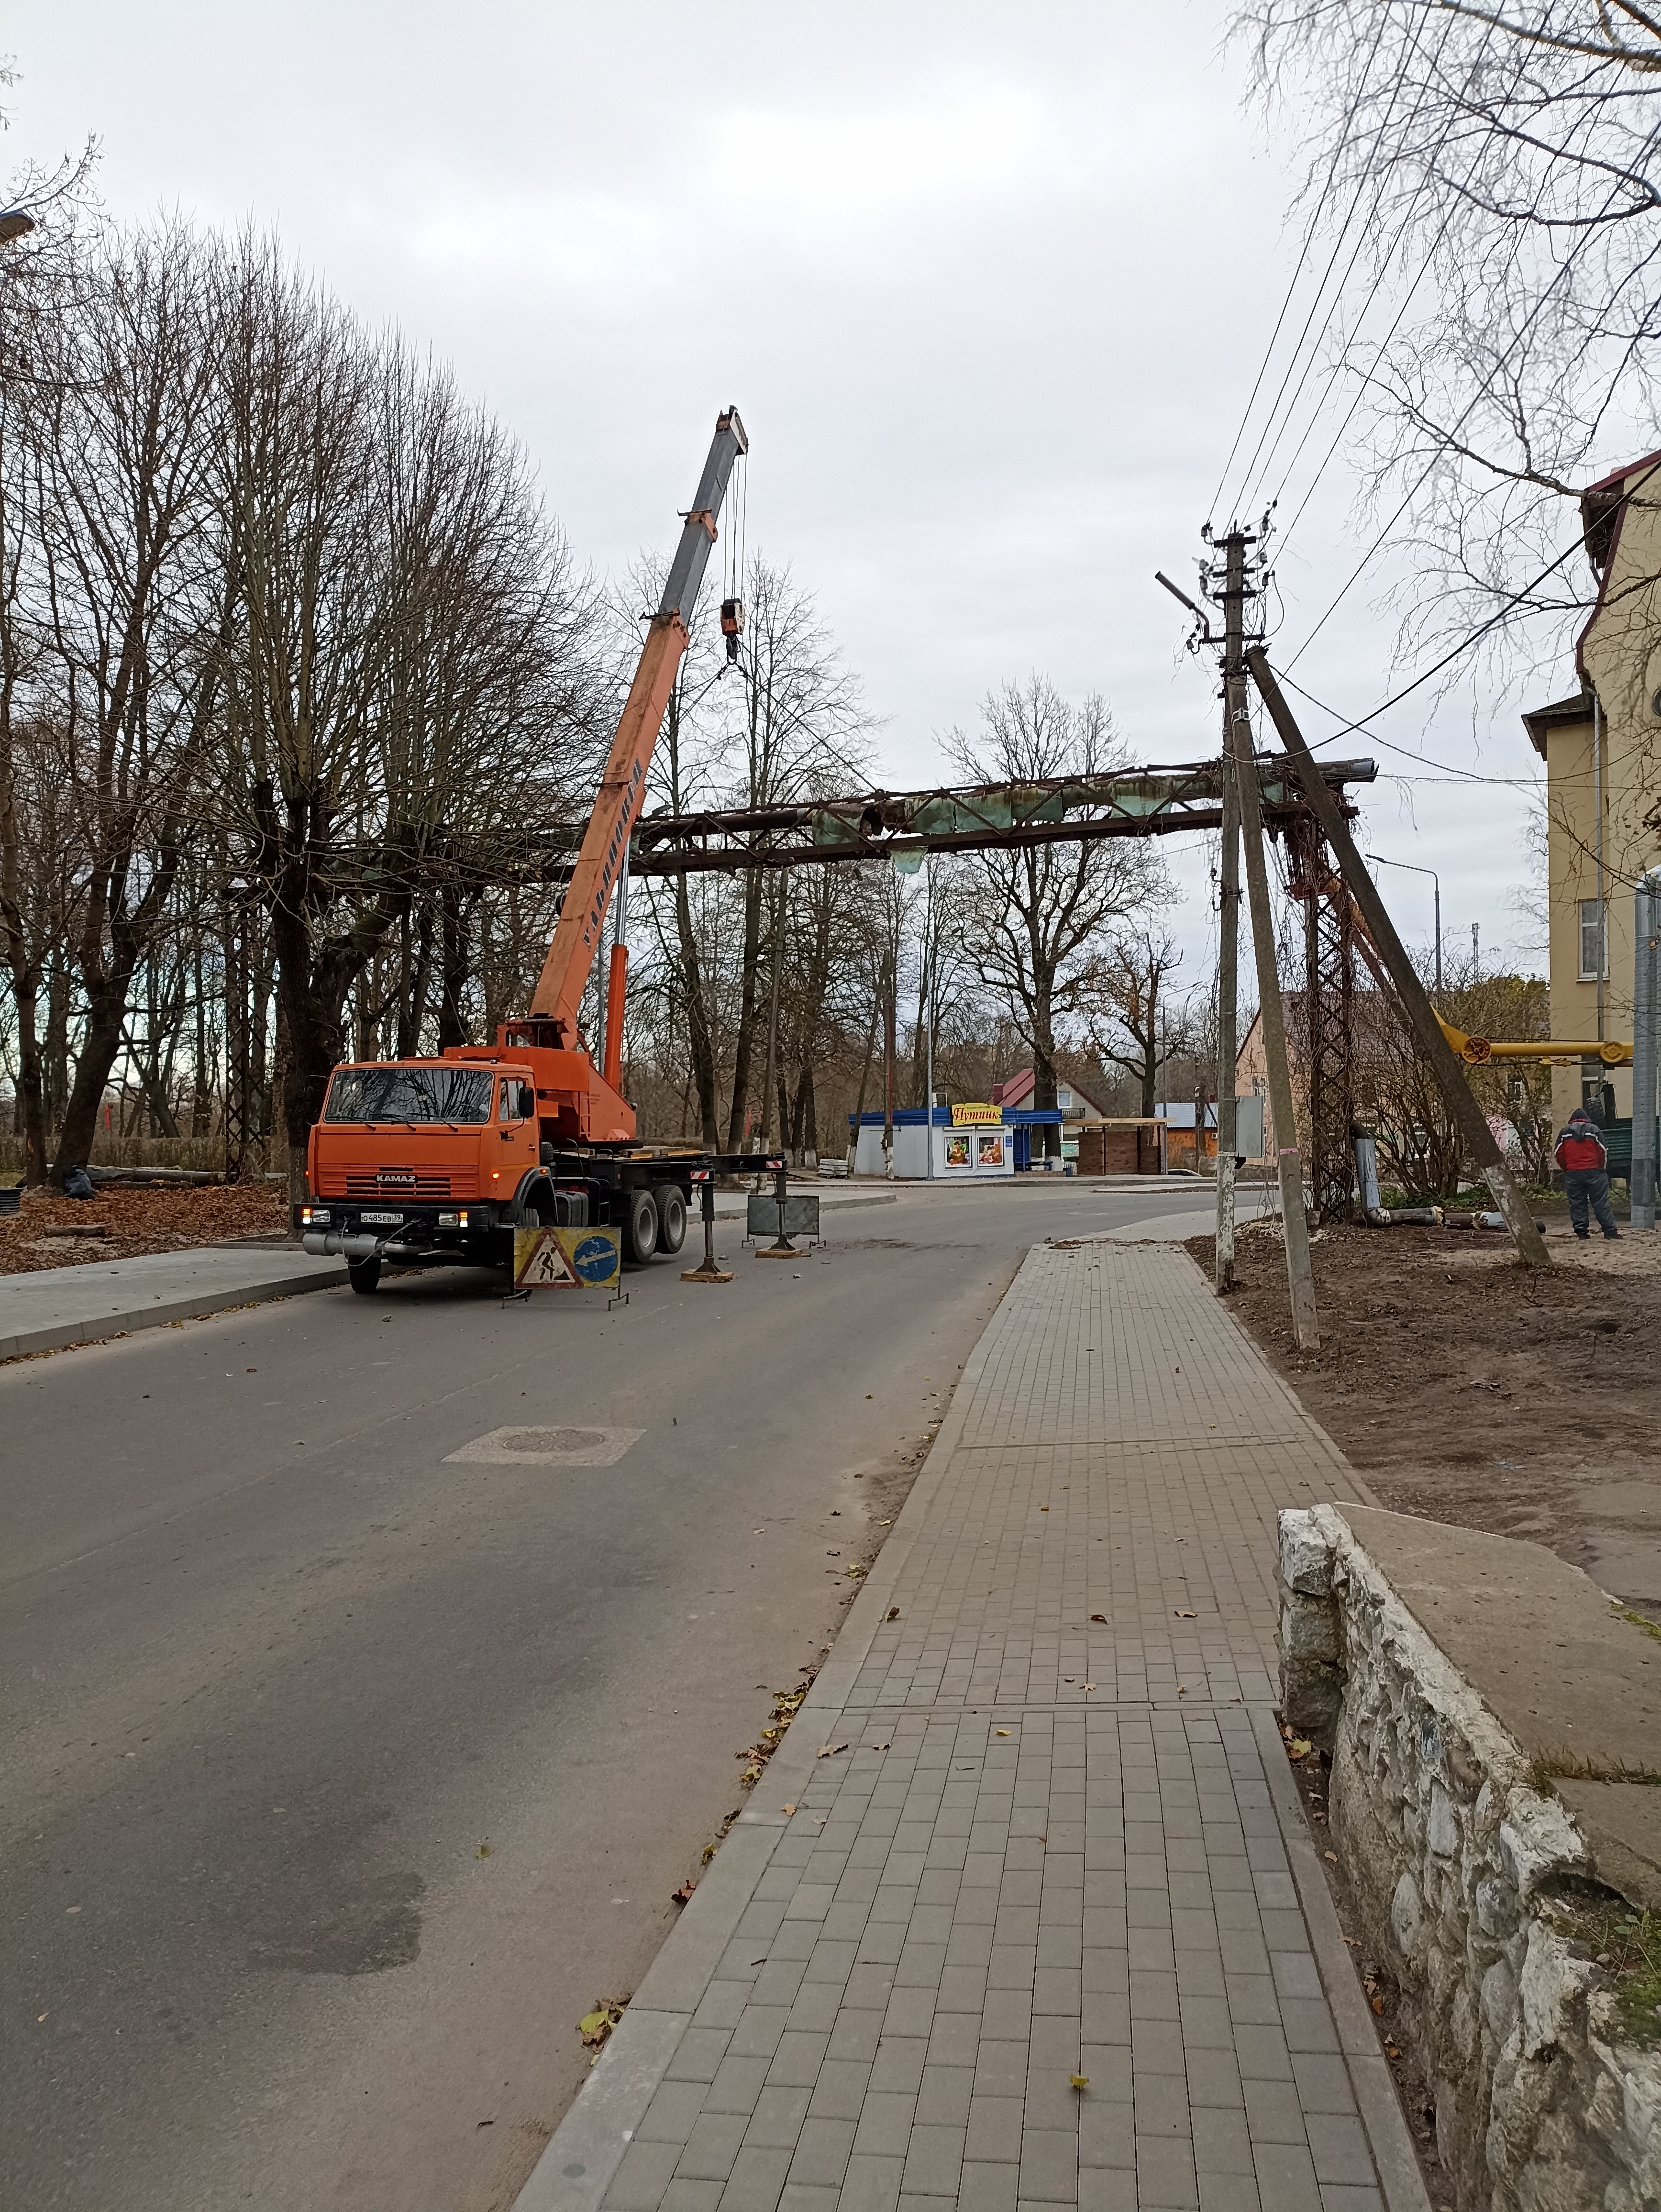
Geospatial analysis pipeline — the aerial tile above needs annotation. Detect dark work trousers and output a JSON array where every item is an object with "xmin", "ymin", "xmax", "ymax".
[{"xmin": 1566, "ymin": 1168, "xmax": 1619, "ymax": 1238}]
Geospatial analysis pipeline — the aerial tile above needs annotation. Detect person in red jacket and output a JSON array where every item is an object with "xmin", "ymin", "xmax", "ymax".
[{"xmin": 1553, "ymin": 1107, "xmax": 1622, "ymax": 1240}]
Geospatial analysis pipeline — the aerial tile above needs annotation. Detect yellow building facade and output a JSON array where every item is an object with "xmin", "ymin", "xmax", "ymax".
[{"xmin": 1523, "ymin": 450, "xmax": 1661, "ymax": 1124}]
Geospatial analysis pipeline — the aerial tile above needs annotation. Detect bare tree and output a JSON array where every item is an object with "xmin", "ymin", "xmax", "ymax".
[
  {"xmin": 945, "ymin": 678, "xmax": 1169, "ymax": 1159},
  {"xmin": 1083, "ymin": 926, "xmax": 1194, "ymax": 1118},
  {"xmin": 715, "ymin": 558, "xmax": 869, "ymax": 1150},
  {"xmin": 209, "ymin": 232, "xmax": 600, "ymax": 1198},
  {"xmin": 1234, "ymin": 2, "xmax": 1661, "ymax": 686},
  {"xmin": 16, "ymin": 216, "xmax": 225, "ymax": 1181}
]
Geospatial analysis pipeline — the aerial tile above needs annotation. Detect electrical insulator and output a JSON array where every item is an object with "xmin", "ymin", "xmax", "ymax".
[{"xmin": 720, "ymin": 596, "xmax": 744, "ymax": 663}]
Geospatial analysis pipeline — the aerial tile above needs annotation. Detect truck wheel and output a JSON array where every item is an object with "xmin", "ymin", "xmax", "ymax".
[
  {"xmin": 623, "ymin": 1184, "xmax": 659, "ymax": 1264},
  {"xmin": 654, "ymin": 1184, "xmax": 687, "ymax": 1255},
  {"xmin": 348, "ymin": 1255, "xmax": 382, "ymax": 1295}
]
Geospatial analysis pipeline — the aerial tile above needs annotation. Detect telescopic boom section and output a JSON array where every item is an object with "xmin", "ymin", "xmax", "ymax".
[{"xmin": 530, "ymin": 406, "xmax": 749, "ymax": 1039}]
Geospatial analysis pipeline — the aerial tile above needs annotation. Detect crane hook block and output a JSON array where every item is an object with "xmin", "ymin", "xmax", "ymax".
[{"xmin": 721, "ymin": 596, "xmax": 745, "ymax": 663}]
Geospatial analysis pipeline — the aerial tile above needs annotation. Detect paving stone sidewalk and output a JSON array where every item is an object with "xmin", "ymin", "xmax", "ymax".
[{"xmin": 520, "ymin": 1242, "xmax": 1425, "ymax": 2212}]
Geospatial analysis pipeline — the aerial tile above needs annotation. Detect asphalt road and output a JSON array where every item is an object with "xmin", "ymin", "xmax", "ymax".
[{"xmin": 2, "ymin": 1177, "xmax": 1227, "ymax": 2212}]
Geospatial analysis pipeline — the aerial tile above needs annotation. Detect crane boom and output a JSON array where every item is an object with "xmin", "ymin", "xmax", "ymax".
[{"xmin": 530, "ymin": 406, "xmax": 748, "ymax": 1037}]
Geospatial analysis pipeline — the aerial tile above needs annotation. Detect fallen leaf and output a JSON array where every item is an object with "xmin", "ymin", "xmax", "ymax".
[
  {"xmin": 1082, "ymin": 1682, "xmax": 1096, "ymax": 1692},
  {"xmin": 578, "ymin": 2000, "xmax": 626, "ymax": 2049},
  {"xmin": 1371, "ymin": 1995, "xmax": 1384, "ymax": 2015},
  {"xmin": 1070, "ymin": 2074, "xmax": 1089, "ymax": 2090},
  {"xmin": 886, "ymin": 1607, "xmax": 900, "ymax": 1621},
  {"xmin": 996, "ymin": 1728, "xmax": 1012, "ymax": 1736},
  {"xmin": 1385, "ymin": 2043, "xmax": 1400, "ymax": 2059},
  {"xmin": 1325, "ymin": 1852, "xmax": 1339, "ymax": 1864},
  {"xmin": 1174, "ymin": 1609, "xmax": 1196, "ymax": 1618},
  {"xmin": 817, "ymin": 1743, "xmax": 850, "ymax": 1759},
  {"xmin": 701, "ymin": 1843, "xmax": 717, "ymax": 1864},
  {"xmin": 672, "ymin": 1880, "xmax": 696, "ymax": 1903},
  {"xmin": 1177, "ymin": 1687, "xmax": 1188, "ymax": 1697},
  {"xmin": 37, "ymin": 2013, "xmax": 47, "ymax": 2023},
  {"xmin": 1286, "ymin": 1737, "xmax": 1313, "ymax": 1760},
  {"xmin": 476, "ymin": 1842, "xmax": 493, "ymax": 1859},
  {"xmin": 1040, "ymin": 1505, "xmax": 1049, "ymax": 1512},
  {"xmin": 781, "ymin": 1803, "xmax": 797, "ymax": 1815},
  {"xmin": 1090, "ymin": 1613, "xmax": 1107, "ymax": 1623}
]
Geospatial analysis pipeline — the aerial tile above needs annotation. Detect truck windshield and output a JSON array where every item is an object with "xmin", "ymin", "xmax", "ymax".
[{"xmin": 323, "ymin": 1066, "xmax": 494, "ymax": 1125}]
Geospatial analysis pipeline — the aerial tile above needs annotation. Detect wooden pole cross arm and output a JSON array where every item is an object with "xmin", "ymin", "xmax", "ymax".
[{"xmin": 1245, "ymin": 647, "xmax": 1550, "ymax": 1268}]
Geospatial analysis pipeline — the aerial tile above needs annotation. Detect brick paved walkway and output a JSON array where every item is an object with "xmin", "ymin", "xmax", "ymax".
[{"xmin": 522, "ymin": 1243, "xmax": 1422, "ymax": 2212}]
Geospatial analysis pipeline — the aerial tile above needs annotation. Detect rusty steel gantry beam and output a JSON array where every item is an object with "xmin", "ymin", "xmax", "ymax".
[{"xmin": 624, "ymin": 756, "xmax": 1378, "ymax": 875}]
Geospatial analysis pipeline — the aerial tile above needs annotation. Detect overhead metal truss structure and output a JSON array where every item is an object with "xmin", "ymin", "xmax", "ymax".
[
  {"xmin": 295, "ymin": 756, "xmax": 1379, "ymax": 901},
  {"xmin": 257, "ymin": 754, "xmax": 1379, "ymax": 1199},
  {"xmin": 625, "ymin": 756, "xmax": 1378, "ymax": 876}
]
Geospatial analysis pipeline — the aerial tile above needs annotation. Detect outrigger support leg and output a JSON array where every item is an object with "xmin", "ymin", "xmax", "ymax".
[{"xmin": 681, "ymin": 1172, "xmax": 733, "ymax": 1284}]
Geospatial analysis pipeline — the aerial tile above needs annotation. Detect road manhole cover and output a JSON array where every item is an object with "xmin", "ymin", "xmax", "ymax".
[{"xmin": 444, "ymin": 1424, "xmax": 643, "ymax": 1467}]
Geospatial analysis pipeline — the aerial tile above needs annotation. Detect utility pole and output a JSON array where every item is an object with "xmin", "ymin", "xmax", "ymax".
[
  {"xmin": 1633, "ymin": 871, "xmax": 1659, "ymax": 1232},
  {"xmin": 1248, "ymin": 646, "xmax": 1550, "ymax": 1268},
  {"xmin": 1211, "ymin": 529, "xmax": 1248, "ymax": 1292},
  {"xmin": 1225, "ymin": 619, "xmax": 1320, "ymax": 1349},
  {"xmin": 923, "ymin": 860, "xmax": 936, "ymax": 1182}
]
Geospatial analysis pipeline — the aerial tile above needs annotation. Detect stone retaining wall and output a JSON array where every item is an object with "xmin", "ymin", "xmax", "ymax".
[{"xmin": 1278, "ymin": 1504, "xmax": 1660, "ymax": 2212}]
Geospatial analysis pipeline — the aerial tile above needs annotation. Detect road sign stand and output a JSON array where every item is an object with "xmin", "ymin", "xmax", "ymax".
[{"xmin": 510, "ymin": 1224, "xmax": 625, "ymax": 1295}]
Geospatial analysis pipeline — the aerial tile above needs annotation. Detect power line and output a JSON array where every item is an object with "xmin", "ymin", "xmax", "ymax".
[
  {"xmin": 1230, "ymin": 4, "xmax": 1463, "ymax": 522},
  {"xmin": 1283, "ymin": 130, "xmax": 1661, "ymax": 665},
  {"xmin": 1204, "ymin": 7, "xmax": 1394, "ymax": 524}
]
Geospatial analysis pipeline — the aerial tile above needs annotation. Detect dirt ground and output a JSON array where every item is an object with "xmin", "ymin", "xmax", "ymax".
[
  {"xmin": 0, "ymin": 1181, "xmax": 288, "ymax": 1275},
  {"xmin": 1184, "ymin": 1218, "xmax": 1661, "ymax": 1619}
]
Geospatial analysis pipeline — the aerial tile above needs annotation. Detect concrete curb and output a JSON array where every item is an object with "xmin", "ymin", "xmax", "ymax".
[
  {"xmin": 1251, "ymin": 1704, "xmax": 1433, "ymax": 2212},
  {"xmin": 0, "ymin": 1261, "xmax": 349, "ymax": 1363},
  {"xmin": 509, "ymin": 1239, "xmax": 1031, "ymax": 2212}
]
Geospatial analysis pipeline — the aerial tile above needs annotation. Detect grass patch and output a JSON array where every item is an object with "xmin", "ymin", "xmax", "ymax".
[
  {"xmin": 1525, "ymin": 1751, "xmax": 1661, "ymax": 1792},
  {"xmin": 1540, "ymin": 1895, "xmax": 1661, "ymax": 2046}
]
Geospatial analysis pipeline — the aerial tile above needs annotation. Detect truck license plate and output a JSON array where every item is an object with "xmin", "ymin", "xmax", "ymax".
[{"xmin": 360, "ymin": 1211, "xmax": 404, "ymax": 1225}]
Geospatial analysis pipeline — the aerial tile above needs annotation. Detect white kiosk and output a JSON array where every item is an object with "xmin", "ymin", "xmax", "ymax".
[{"xmin": 850, "ymin": 1106, "xmax": 1016, "ymax": 1179}]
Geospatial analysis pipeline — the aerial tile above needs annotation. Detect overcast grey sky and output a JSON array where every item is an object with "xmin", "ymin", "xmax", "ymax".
[{"xmin": 9, "ymin": 0, "xmax": 1557, "ymax": 980}]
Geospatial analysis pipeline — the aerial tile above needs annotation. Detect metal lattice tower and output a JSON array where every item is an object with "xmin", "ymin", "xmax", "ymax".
[{"xmin": 1282, "ymin": 818, "xmax": 1357, "ymax": 1223}]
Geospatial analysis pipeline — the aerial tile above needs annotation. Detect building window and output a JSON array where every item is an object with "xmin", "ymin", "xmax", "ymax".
[{"xmin": 1578, "ymin": 899, "xmax": 1607, "ymax": 979}]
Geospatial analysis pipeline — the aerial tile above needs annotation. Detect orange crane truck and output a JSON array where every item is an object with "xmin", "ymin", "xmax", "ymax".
[{"xmin": 301, "ymin": 407, "xmax": 777, "ymax": 1294}]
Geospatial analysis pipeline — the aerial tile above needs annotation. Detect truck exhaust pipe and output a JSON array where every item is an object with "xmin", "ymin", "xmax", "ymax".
[{"xmin": 303, "ymin": 1230, "xmax": 383, "ymax": 1260}]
